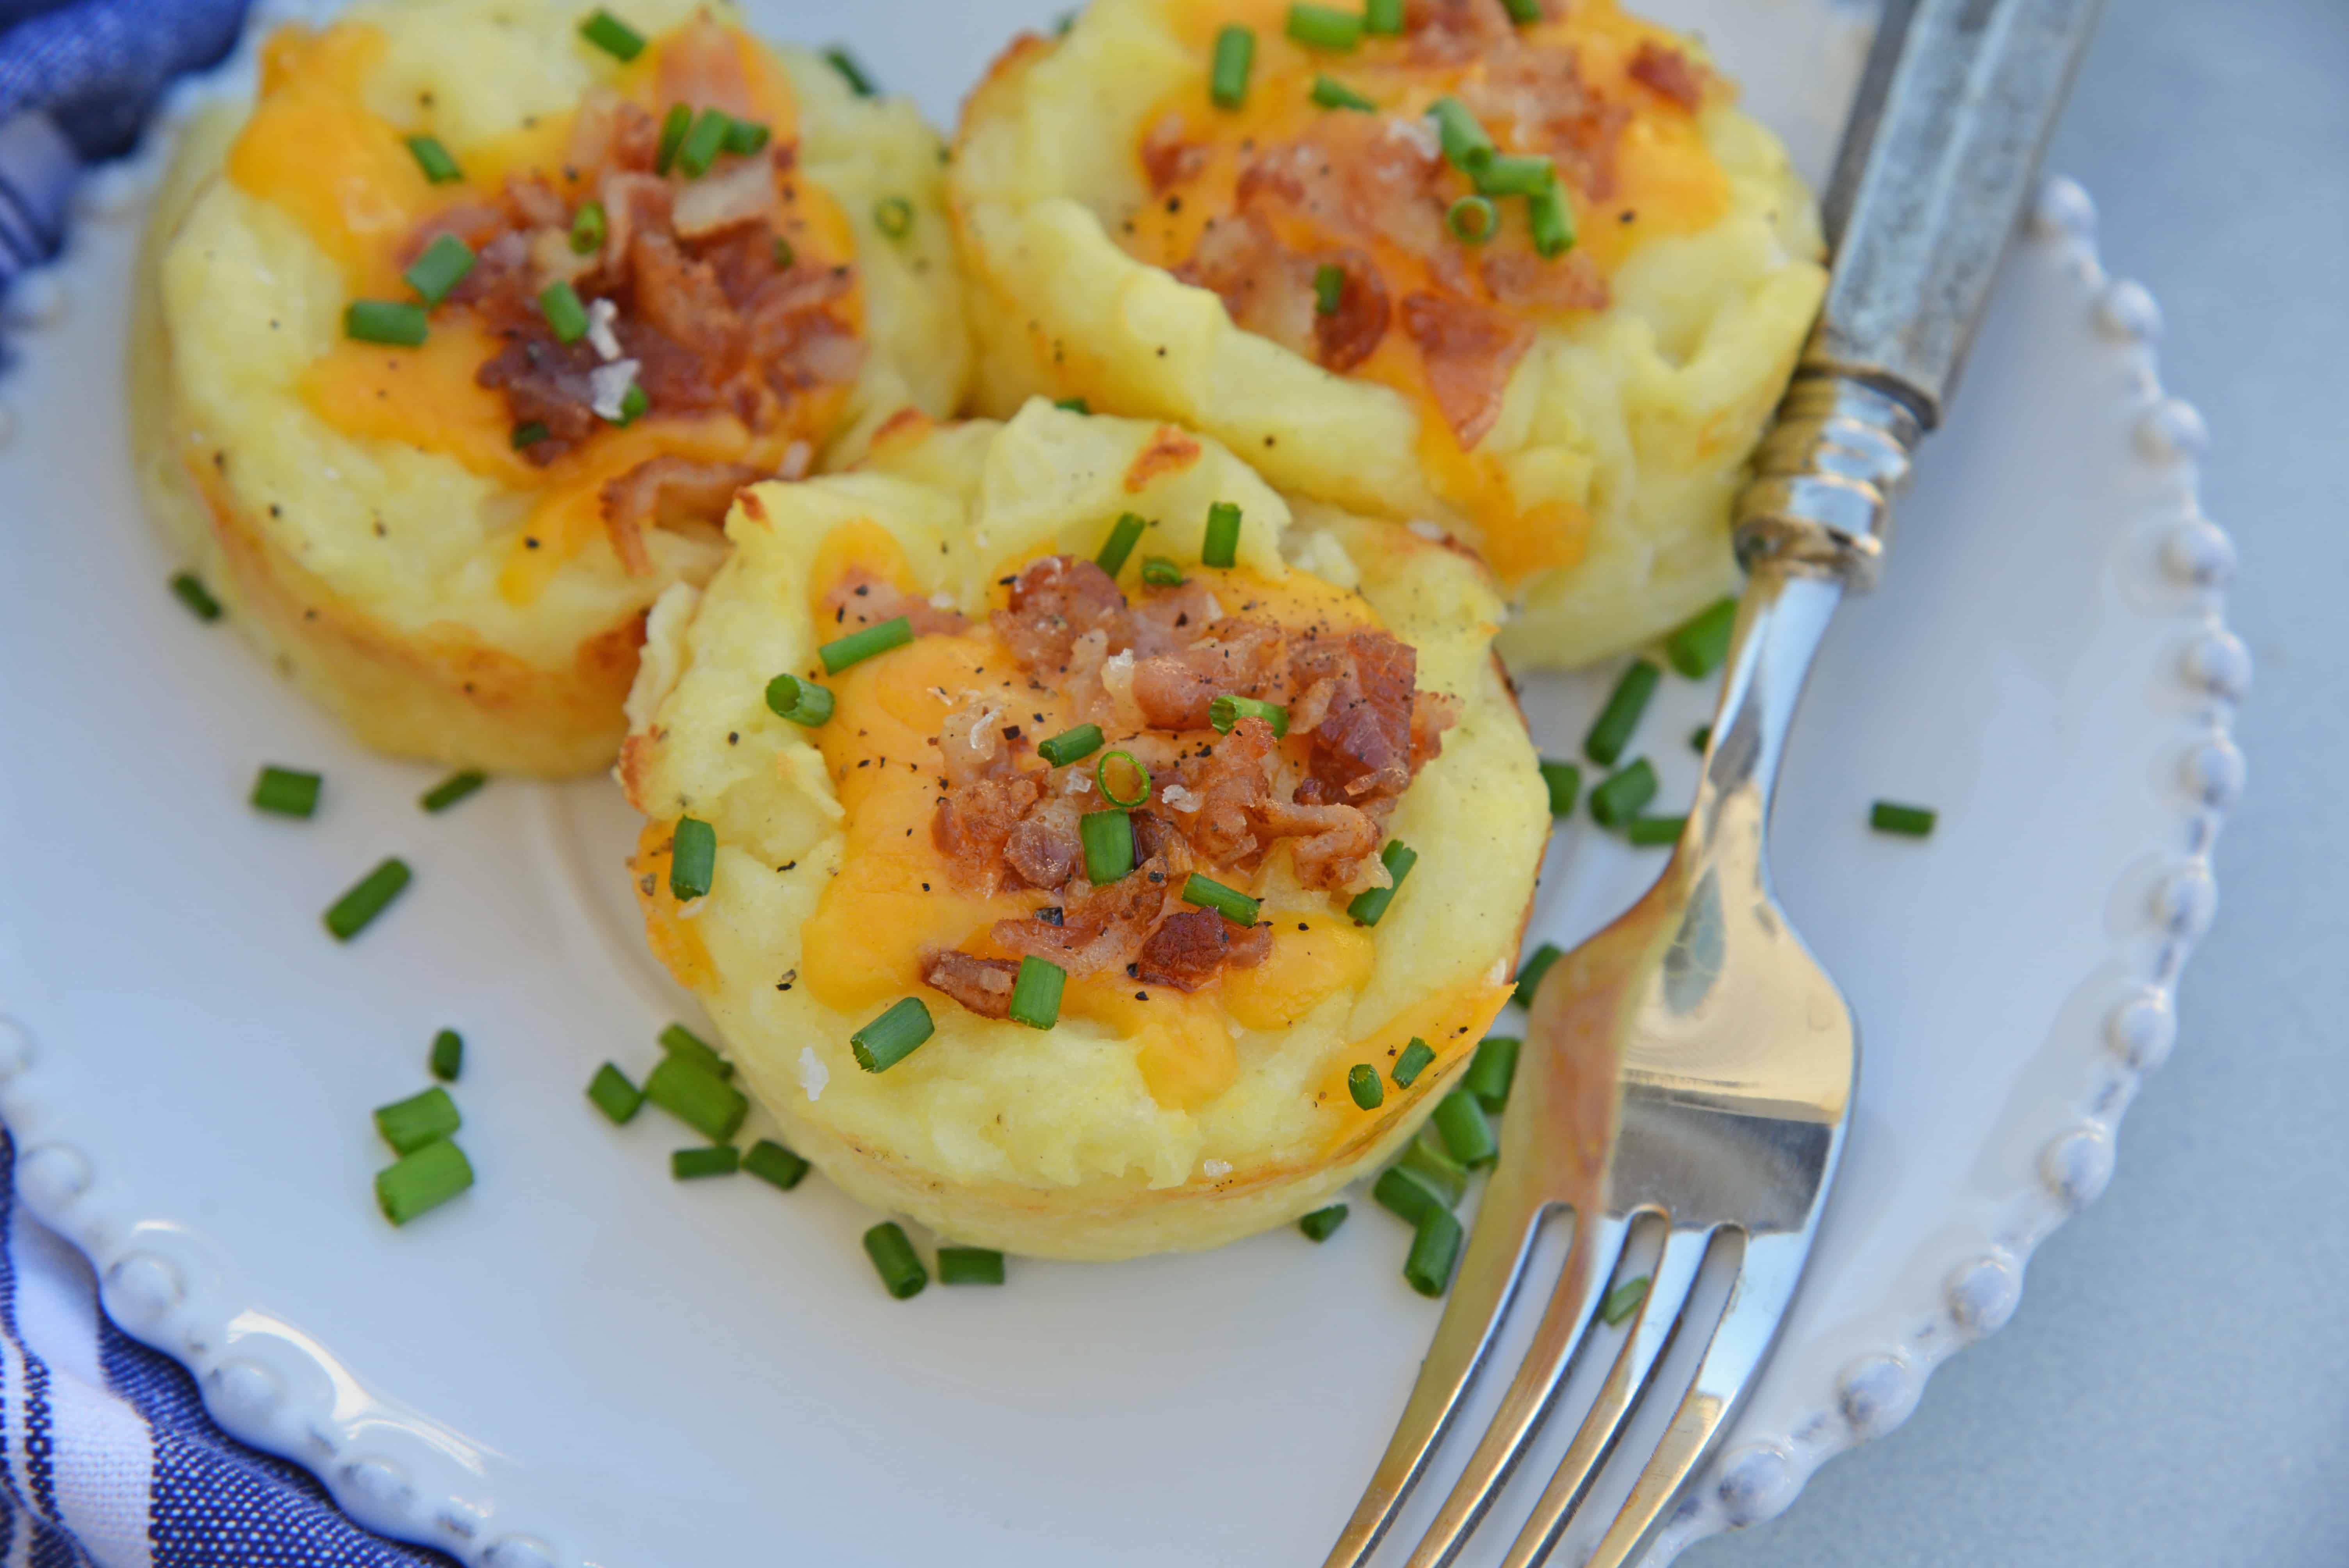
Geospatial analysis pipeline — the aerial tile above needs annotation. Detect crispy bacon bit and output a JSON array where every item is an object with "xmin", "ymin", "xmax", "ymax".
[
  {"xmin": 1400, "ymin": 292, "xmax": 1535, "ymax": 448},
  {"xmin": 1294, "ymin": 631, "xmax": 1418, "ymax": 805},
  {"xmin": 1140, "ymin": 112, "xmax": 1210, "ymax": 194},
  {"xmin": 1130, "ymin": 620, "xmax": 1287, "ymax": 730},
  {"xmin": 822, "ymin": 567, "xmax": 970, "ymax": 637},
  {"xmin": 1312, "ymin": 248, "xmax": 1393, "ymax": 372},
  {"xmin": 992, "ymin": 858, "xmax": 1176, "ymax": 977},
  {"xmin": 1137, "ymin": 909, "xmax": 1273, "ymax": 991},
  {"xmin": 1479, "ymin": 248, "xmax": 1609, "ymax": 313},
  {"xmin": 1003, "ymin": 797, "xmax": 1084, "ymax": 889},
  {"xmin": 599, "ymin": 457, "xmax": 765, "ymax": 576},
  {"xmin": 1629, "ymin": 40, "xmax": 1706, "ymax": 112},
  {"xmin": 992, "ymin": 556, "xmax": 1127, "ymax": 670},
  {"xmin": 920, "ymin": 950, "xmax": 1019, "ymax": 1019}
]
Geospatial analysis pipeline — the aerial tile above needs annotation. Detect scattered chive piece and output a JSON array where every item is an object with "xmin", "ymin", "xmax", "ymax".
[
  {"xmin": 420, "ymin": 770, "xmax": 486, "ymax": 813},
  {"xmin": 873, "ymin": 195, "xmax": 913, "ymax": 239},
  {"xmin": 1346, "ymin": 839, "xmax": 1417, "ymax": 926},
  {"xmin": 1096, "ymin": 513, "xmax": 1147, "ymax": 577},
  {"xmin": 938, "ymin": 1247, "xmax": 1005, "ymax": 1285},
  {"xmin": 325, "ymin": 857, "xmax": 411, "ymax": 941},
  {"xmin": 643, "ymin": 1053, "xmax": 748, "ymax": 1141},
  {"xmin": 1286, "ymin": 3, "xmax": 1363, "ymax": 50},
  {"xmin": 1406, "ymin": 1206, "xmax": 1464, "ymax": 1297},
  {"xmin": 512, "ymin": 420, "xmax": 551, "ymax": 450},
  {"xmin": 344, "ymin": 300, "xmax": 428, "ymax": 347},
  {"xmin": 1202, "ymin": 499, "xmax": 1242, "ymax": 567},
  {"xmin": 1870, "ymin": 800, "xmax": 1937, "ymax": 837},
  {"xmin": 615, "ymin": 381, "xmax": 649, "ymax": 425},
  {"xmin": 538, "ymin": 280, "xmax": 590, "ymax": 344},
  {"xmin": 251, "ymin": 766, "xmax": 321, "ymax": 819},
  {"xmin": 659, "ymin": 1021, "xmax": 733, "ymax": 1080},
  {"xmin": 1501, "ymin": 0, "xmax": 1545, "ymax": 18},
  {"xmin": 1096, "ymin": 749, "xmax": 1151, "ymax": 807},
  {"xmin": 1427, "ymin": 96, "xmax": 1496, "ymax": 174},
  {"xmin": 743, "ymin": 1138, "xmax": 809, "ymax": 1190},
  {"xmin": 404, "ymin": 134, "xmax": 463, "ymax": 185},
  {"xmin": 654, "ymin": 103, "xmax": 692, "ymax": 175},
  {"xmin": 1141, "ymin": 556, "xmax": 1185, "ymax": 587},
  {"xmin": 1365, "ymin": 0, "xmax": 1404, "ymax": 31},
  {"xmin": 819, "ymin": 615, "xmax": 913, "ymax": 674},
  {"xmin": 569, "ymin": 199, "xmax": 607, "ymax": 255},
  {"xmin": 1299, "ymin": 1204, "xmax": 1349, "ymax": 1241},
  {"xmin": 723, "ymin": 116, "xmax": 770, "ymax": 155},
  {"xmin": 1347, "ymin": 1063, "xmax": 1385, "ymax": 1110},
  {"xmin": 1515, "ymin": 944, "xmax": 1562, "ymax": 1002},
  {"xmin": 170, "ymin": 572, "xmax": 222, "ymax": 622},
  {"xmin": 375, "ymin": 1139, "xmax": 472, "ymax": 1226},
  {"xmin": 672, "ymin": 1144, "xmax": 740, "ymax": 1180},
  {"xmin": 1445, "ymin": 194, "xmax": 1499, "ymax": 244},
  {"xmin": 1528, "ymin": 180, "xmax": 1576, "ymax": 257},
  {"xmin": 1627, "ymin": 814, "xmax": 1686, "ymax": 847},
  {"xmin": 430, "ymin": 1028, "xmax": 463, "ymax": 1083},
  {"xmin": 1080, "ymin": 809, "xmax": 1135, "ymax": 884},
  {"xmin": 1209, "ymin": 693, "xmax": 1288, "ymax": 738},
  {"xmin": 1007, "ymin": 955, "xmax": 1067, "ymax": 1030},
  {"xmin": 1209, "ymin": 25, "xmax": 1256, "ymax": 108},
  {"xmin": 1182, "ymin": 873, "xmax": 1259, "ymax": 927},
  {"xmin": 1392, "ymin": 1037, "xmax": 1436, "ymax": 1088},
  {"xmin": 1433, "ymin": 1089, "xmax": 1499, "ymax": 1167},
  {"xmin": 373, "ymin": 1086, "xmax": 460, "ymax": 1156},
  {"xmin": 1053, "ymin": 395, "xmax": 1091, "ymax": 414},
  {"xmin": 1600, "ymin": 1273, "xmax": 1652, "ymax": 1326},
  {"xmin": 1310, "ymin": 74, "xmax": 1376, "ymax": 112},
  {"xmin": 1540, "ymin": 760, "xmax": 1580, "ymax": 817},
  {"xmin": 1665, "ymin": 596, "xmax": 1739, "ymax": 678},
  {"xmin": 1398, "ymin": 1133, "xmax": 1468, "ymax": 1208},
  {"xmin": 852, "ymin": 997, "xmax": 935, "ymax": 1073},
  {"xmin": 1474, "ymin": 152, "xmax": 1556, "ymax": 198},
  {"xmin": 586, "ymin": 1062, "xmax": 642, "ymax": 1124},
  {"xmin": 402, "ymin": 232, "xmax": 476, "ymax": 306},
  {"xmin": 1589, "ymin": 758, "xmax": 1659, "ymax": 829},
  {"xmin": 824, "ymin": 45, "xmax": 877, "ymax": 97},
  {"xmin": 863, "ymin": 1222, "xmax": 927, "ymax": 1298},
  {"xmin": 1313, "ymin": 261, "xmax": 1346, "ymax": 314},
  {"xmin": 1585, "ymin": 658, "xmax": 1661, "ymax": 765},
  {"xmin": 765, "ymin": 673, "xmax": 835, "ymax": 727},
  {"xmin": 771, "ymin": 234, "xmax": 796, "ymax": 268},
  {"xmin": 1373, "ymin": 1165, "xmax": 1445, "ymax": 1226},
  {"xmin": 1690, "ymin": 724, "xmax": 1711, "ymax": 752},
  {"xmin": 1465, "ymin": 1035, "xmax": 1520, "ymax": 1111},
  {"xmin": 669, "ymin": 816, "xmax": 716, "ymax": 900},
  {"xmin": 1037, "ymin": 724, "xmax": 1104, "ymax": 768},
  {"xmin": 578, "ymin": 9, "xmax": 646, "ymax": 62}
]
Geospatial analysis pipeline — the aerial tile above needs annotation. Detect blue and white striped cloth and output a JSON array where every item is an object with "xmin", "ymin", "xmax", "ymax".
[{"xmin": 1, "ymin": 2, "xmax": 464, "ymax": 1559}]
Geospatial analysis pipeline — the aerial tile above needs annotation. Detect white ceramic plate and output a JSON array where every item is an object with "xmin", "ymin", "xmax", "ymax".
[{"xmin": 0, "ymin": 1, "xmax": 2246, "ymax": 1564}]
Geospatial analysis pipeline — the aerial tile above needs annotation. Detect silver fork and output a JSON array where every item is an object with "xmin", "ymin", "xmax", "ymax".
[{"xmin": 1323, "ymin": 2, "xmax": 2105, "ymax": 1563}]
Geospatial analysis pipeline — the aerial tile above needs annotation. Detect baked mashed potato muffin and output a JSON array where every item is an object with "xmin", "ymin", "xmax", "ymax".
[
  {"xmin": 619, "ymin": 403, "xmax": 1547, "ymax": 1258},
  {"xmin": 132, "ymin": 0, "xmax": 966, "ymax": 774},
  {"xmin": 951, "ymin": 0, "xmax": 1825, "ymax": 667}
]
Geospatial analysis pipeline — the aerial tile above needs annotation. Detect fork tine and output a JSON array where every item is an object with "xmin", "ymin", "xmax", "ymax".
[
  {"xmin": 1495, "ymin": 1225, "xmax": 1720, "ymax": 1568},
  {"xmin": 1396, "ymin": 1212, "xmax": 1638, "ymax": 1568}
]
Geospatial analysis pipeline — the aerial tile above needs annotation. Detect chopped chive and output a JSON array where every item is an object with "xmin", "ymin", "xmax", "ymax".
[
  {"xmin": 659, "ymin": 1021, "xmax": 733, "ymax": 1080},
  {"xmin": 820, "ymin": 615, "xmax": 913, "ymax": 673},
  {"xmin": 643, "ymin": 1053, "xmax": 748, "ymax": 1141},
  {"xmin": 251, "ymin": 765, "xmax": 321, "ymax": 819},
  {"xmin": 1690, "ymin": 724, "xmax": 1711, "ymax": 752},
  {"xmin": 1053, "ymin": 395, "xmax": 1091, "ymax": 414},
  {"xmin": 344, "ymin": 300, "xmax": 428, "ymax": 346},
  {"xmin": 325, "ymin": 858, "xmax": 411, "ymax": 941},
  {"xmin": 743, "ymin": 1138, "xmax": 810, "ymax": 1190},
  {"xmin": 1433, "ymin": 1090, "xmax": 1498, "ymax": 1167},
  {"xmin": 374, "ymin": 1139, "xmax": 472, "ymax": 1226},
  {"xmin": 1586, "ymin": 658, "xmax": 1661, "ymax": 765},
  {"xmin": 1399, "ymin": 1130, "xmax": 1469, "ymax": 1205},
  {"xmin": 430, "ymin": 1028, "xmax": 463, "ymax": 1082},
  {"xmin": 569, "ymin": 199, "xmax": 607, "ymax": 255},
  {"xmin": 675, "ymin": 109, "xmax": 731, "ymax": 178},
  {"xmin": 420, "ymin": 769, "xmax": 486, "ymax": 813},
  {"xmin": 772, "ymin": 234, "xmax": 796, "ymax": 268},
  {"xmin": 403, "ymin": 232, "xmax": 475, "ymax": 306},
  {"xmin": 1182, "ymin": 873, "xmax": 1259, "ymax": 927},
  {"xmin": 669, "ymin": 816, "xmax": 716, "ymax": 899},
  {"xmin": 938, "ymin": 1246, "xmax": 1005, "ymax": 1285},
  {"xmin": 1346, "ymin": 839, "xmax": 1417, "ymax": 926},
  {"xmin": 1347, "ymin": 1063, "xmax": 1385, "ymax": 1110},
  {"xmin": 1210, "ymin": 25, "xmax": 1255, "ymax": 109},
  {"xmin": 1600, "ymin": 1273, "xmax": 1651, "ymax": 1326},
  {"xmin": 170, "ymin": 572, "xmax": 223, "ymax": 622},
  {"xmin": 1141, "ymin": 556, "xmax": 1185, "ymax": 586},
  {"xmin": 512, "ymin": 420, "xmax": 551, "ymax": 449},
  {"xmin": 1392, "ymin": 1036, "xmax": 1436, "ymax": 1087},
  {"xmin": 1427, "ymin": 96, "xmax": 1496, "ymax": 175},
  {"xmin": 1286, "ymin": 3, "xmax": 1363, "ymax": 50},
  {"xmin": 538, "ymin": 280, "xmax": 590, "ymax": 343},
  {"xmin": 586, "ymin": 1062, "xmax": 642, "ymax": 1124},
  {"xmin": 373, "ymin": 1086, "xmax": 460, "ymax": 1156},
  {"xmin": 1373, "ymin": 1165, "xmax": 1445, "ymax": 1226},
  {"xmin": 1310, "ymin": 74, "xmax": 1376, "ymax": 112},
  {"xmin": 1515, "ymin": 943, "xmax": 1562, "ymax": 1001},
  {"xmin": 1365, "ymin": 0, "xmax": 1404, "ymax": 31},
  {"xmin": 1445, "ymin": 194, "xmax": 1499, "ymax": 244},
  {"xmin": 1299, "ymin": 1203, "xmax": 1349, "ymax": 1241},
  {"xmin": 1096, "ymin": 512, "xmax": 1147, "ymax": 577},
  {"xmin": 1627, "ymin": 814, "xmax": 1686, "ymax": 847},
  {"xmin": 1870, "ymin": 800, "xmax": 1937, "ymax": 837},
  {"xmin": 863, "ymin": 1222, "xmax": 927, "ymax": 1298},
  {"xmin": 1540, "ymin": 760, "xmax": 1580, "ymax": 817},
  {"xmin": 578, "ymin": 9, "xmax": 646, "ymax": 62},
  {"xmin": 1080, "ymin": 809, "xmax": 1135, "ymax": 884},
  {"xmin": 1501, "ymin": 0, "xmax": 1545, "ymax": 17},
  {"xmin": 1589, "ymin": 758, "xmax": 1658, "ymax": 829},
  {"xmin": 824, "ymin": 45, "xmax": 877, "ymax": 96},
  {"xmin": 852, "ymin": 997, "xmax": 935, "ymax": 1073},
  {"xmin": 1313, "ymin": 261, "xmax": 1345, "ymax": 314},
  {"xmin": 1096, "ymin": 750, "xmax": 1151, "ymax": 807},
  {"xmin": 615, "ymin": 381, "xmax": 649, "ymax": 425},
  {"xmin": 1465, "ymin": 1035, "xmax": 1520, "ymax": 1111},
  {"xmin": 873, "ymin": 195, "xmax": 913, "ymax": 239},
  {"xmin": 1202, "ymin": 500, "xmax": 1242, "ymax": 566},
  {"xmin": 1665, "ymin": 596, "xmax": 1739, "ymax": 678},
  {"xmin": 723, "ymin": 117, "xmax": 771, "ymax": 155},
  {"xmin": 404, "ymin": 134, "xmax": 463, "ymax": 185},
  {"xmin": 1007, "ymin": 955, "xmax": 1067, "ymax": 1030},
  {"xmin": 1529, "ymin": 180, "xmax": 1576, "ymax": 257},
  {"xmin": 1209, "ymin": 693, "xmax": 1288, "ymax": 737},
  {"xmin": 654, "ymin": 103, "xmax": 691, "ymax": 175},
  {"xmin": 1475, "ymin": 153, "xmax": 1556, "ymax": 198},
  {"xmin": 1037, "ymin": 724, "xmax": 1104, "ymax": 768},
  {"xmin": 765, "ymin": 672, "xmax": 836, "ymax": 727},
  {"xmin": 1406, "ymin": 1206, "xmax": 1464, "ymax": 1296},
  {"xmin": 672, "ymin": 1144, "xmax": 739, "ymax": 1180}
]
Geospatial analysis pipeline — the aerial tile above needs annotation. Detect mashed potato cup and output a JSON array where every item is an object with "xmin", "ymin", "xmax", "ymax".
[
  {"xmin": 134, "ymin": 0, "xmax": 967, "ymax": 775},
  {"xmin": 620, "ymin": 403, "xmax": 1546, "ymax": 1259},
  {"xmin": 951, "ymin": 0, "xmax": 1826, "ymax": 668}
]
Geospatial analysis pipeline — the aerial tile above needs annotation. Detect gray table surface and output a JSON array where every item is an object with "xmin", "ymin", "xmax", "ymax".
[{"xmin": 1690, "ymin": 2, "xmax": 2349, "ymax": 1564}]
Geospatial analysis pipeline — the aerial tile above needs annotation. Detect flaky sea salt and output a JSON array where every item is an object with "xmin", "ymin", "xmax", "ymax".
[
  {"xmin": 590, "ymin": 358, "xmax": 641, "ymax": 422},
  {"xmin": 1203, "ymin": 1159, "xmax": 1232, "ymax": 1178},
  {"xmin": 799, "ymin": 1046, "xmax": 829, "ymax": 1102},
  {"xmin": 585, "ymin": 297, "xmax": 622, "ymax": 362}
]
